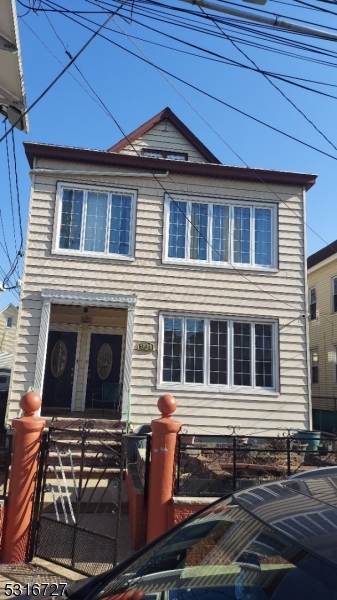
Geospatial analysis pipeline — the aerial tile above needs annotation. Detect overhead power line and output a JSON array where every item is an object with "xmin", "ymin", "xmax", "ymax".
[
  {"xmin": 28, "ymin": 3, "xmax": 337, "ymax": 162},
  {"xmin": 0, "ymin": 1, "xmax": 128, "ymax": 145}
]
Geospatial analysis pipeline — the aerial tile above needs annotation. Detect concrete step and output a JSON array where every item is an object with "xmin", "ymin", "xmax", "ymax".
[
  {"xmin": 46, "ymin": 455, "xmax": 122, "ymax": 469},
  {"xmin": 41, "ymin": 478, "xmax": 128, "ymax": 513},
  {"xmin": 45, "ymin": 417, "xmax": 126, "ymax": 433}
]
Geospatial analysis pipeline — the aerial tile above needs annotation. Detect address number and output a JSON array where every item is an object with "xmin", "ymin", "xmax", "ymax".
[{"xmin": 136, "ymin": 342, "xmax": 154, "ymax": 351}]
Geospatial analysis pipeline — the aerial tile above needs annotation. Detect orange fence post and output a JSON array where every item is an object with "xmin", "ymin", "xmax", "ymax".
[
  {"xmin": 146, "ymin": 394, "xmax": 181, "ymax": 544},
  {"xmin": 1, "ymin": 392, "xmax": 45, "ymax": 563}
]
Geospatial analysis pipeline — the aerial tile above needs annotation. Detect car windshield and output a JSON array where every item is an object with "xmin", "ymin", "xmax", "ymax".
[{"xmin": 95, "ymin": 498, "xmax": 337, "ymax": 600}]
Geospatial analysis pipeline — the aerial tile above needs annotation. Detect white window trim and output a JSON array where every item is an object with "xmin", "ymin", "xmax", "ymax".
[
  {"xmin": 332, "ymin": 276, "xmax": 337, "ymax": 314},
  {"xmin": 157, "ymin": 312, "xmax": 279, "ymax": 395},
  {"xmin": 162, "ymin": 194, "xmax": 278, "ymax": 272},
  {"xmin": 52, "ymin": 181, "xmax": 137, "ymax": 261},
  {"xmin": 6, "ymin": 317, "xmax": 13, "ymax": 328}
]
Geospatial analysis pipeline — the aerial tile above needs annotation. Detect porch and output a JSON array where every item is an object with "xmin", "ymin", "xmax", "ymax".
[{"xmin": 38, "ymin": 294, "xmax": 135, "ymax": 421}]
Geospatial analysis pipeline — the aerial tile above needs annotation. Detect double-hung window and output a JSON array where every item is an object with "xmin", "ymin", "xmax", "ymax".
[
  {"xmin": 54, "ymin": 184, "xmax": 136, "ymax": 258},
  {"xmin": 161, "ymin": 315, "xmax": 277, "ymax": 391},
  {"xmin": 164, "ymin": 195, "xmax": 276, "ymax": 269},
  {"xmin": 309, "ymin": 287, "xmax": 317, "ymax": 321}
]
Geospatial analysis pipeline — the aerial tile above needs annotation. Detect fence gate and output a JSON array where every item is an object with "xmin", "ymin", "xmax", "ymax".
[{"xmin": 31, "ymin": 419, "xmax": 125, "ymax": 577}]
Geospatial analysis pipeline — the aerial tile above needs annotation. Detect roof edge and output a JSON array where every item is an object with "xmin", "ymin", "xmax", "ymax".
[
  {"xmin": 307, "ymin": 239, "xmax": 337, "ymax": 270},
  {"xmin": 24, "ymin": 142, "xmax": 317, "ymax": 191}
]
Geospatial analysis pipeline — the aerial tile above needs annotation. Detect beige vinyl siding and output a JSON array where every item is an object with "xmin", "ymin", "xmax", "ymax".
[
  {"xmin": 119, "ymin": 120, "xmax": 210, "ymax": 163},
  {"xmin": 308, "ymin": 258, "xmax": 337, "ymax": 407},
  {"xmin": 8, "ymin": 157, "xmax": 309, "ymax": 433},
  {"xmin": 0, "ymin": 305, "xmax": 18, "ymax": 353}
]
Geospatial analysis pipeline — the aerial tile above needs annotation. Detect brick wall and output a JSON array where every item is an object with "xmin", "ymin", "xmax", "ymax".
[{"xmin": 168, "ymin": 497, "xmax": 218, "ymax": 528}]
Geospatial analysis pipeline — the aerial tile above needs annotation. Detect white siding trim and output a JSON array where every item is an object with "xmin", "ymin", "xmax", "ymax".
[
  {"xmin": 303, "ymin": 186, "xmax": 312, "ymax": 429},
  {"xmin": 122, "ymin": 305, "xmax": 135, "ymax": 422},
  {"xmin": 34, "ymin": 298, "xmax": 51, "ymax": 394},
  {"xmin": 41, "ymin": 289, "xmax": 137, "ymax": 310}
]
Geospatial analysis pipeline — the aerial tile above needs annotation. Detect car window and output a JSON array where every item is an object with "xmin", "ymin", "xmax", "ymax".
[{"xmin": 94, "ymin": 501, "xmax": 337, "ymax": 600}]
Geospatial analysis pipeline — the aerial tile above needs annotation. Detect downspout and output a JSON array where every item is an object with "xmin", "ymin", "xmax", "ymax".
[{"xmin": 303, "ymin": 185, "xmax": 312, "ymax": 430}]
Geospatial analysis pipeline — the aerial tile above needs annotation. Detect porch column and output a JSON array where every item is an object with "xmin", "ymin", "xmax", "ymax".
[
  {"xmin": 146, "ymin": 395, "xmax": 181, "ymax": 543},
  {"xmin": 1, "ymin": 392, "xmax": 45, "ymax": 563},
  {"xmin": 121, "ymin": 304, "xmax": 135, "ymax": 422}
]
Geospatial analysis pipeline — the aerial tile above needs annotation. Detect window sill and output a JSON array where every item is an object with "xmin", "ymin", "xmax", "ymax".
[
  {"xmin": 156, "ymin": 383, "xmax": 279, "ymax": 396},
  {"xmin": 51, "ymin": 249, "xmax": 135, "ymax": 262},
  {"xmin": 162, "ymin": 258, "xmax": 278, "ymax": 273}
]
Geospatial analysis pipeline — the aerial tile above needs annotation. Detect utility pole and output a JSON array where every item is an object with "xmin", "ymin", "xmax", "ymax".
[{"xmin": 180, "ymin": 0, "xmax": 337, "ymax": 42}]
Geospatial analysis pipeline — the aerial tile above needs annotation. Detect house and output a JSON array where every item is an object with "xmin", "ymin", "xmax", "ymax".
[
  {"xmin": 0, "ymin": 304, "xmax": 18, "ymax": 393},
  {"xmin": 307, "ymin": 240, "xmax": 337, "ymax": 432},
  {"xmin": 6, "ymin": 107, "xmax": 317, "ymax": 434}
]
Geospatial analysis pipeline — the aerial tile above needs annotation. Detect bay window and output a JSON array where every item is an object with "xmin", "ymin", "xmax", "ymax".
[
  {"xmin": 161, "ymin": 315, "xmax": 277, "ymax": 391},
  {"xmin": 54, "ymin": 184, "xmax": 136, "ymax": 258},
  {"xmin": 164, "ymin": 195, "xmax": 276, "ymax": 269}
]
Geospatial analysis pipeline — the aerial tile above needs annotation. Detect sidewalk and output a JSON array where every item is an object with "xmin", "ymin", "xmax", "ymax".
[{"xmin": 0, "ymin": 513, "xmax": 134, "ymax": 599}]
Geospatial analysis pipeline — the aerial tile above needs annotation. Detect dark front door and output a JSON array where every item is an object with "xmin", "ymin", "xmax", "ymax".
[
  {"xmin": 85, "ymin": 334, "xmax": 122, "ymax": 408},
  {"xmin": 43, "ymin": 331, "xmax": 78, "ymax": 409}
]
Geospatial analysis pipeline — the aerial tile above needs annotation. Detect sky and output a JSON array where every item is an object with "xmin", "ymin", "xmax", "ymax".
[{"xmin": 1, "ymin": 0, "xmax": 337, "ymax": 309}]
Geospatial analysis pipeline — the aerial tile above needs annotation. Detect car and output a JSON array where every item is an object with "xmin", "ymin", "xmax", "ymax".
[{"xmin": 37, "ymin": 472, "xmax": 337, "ymax": 599}]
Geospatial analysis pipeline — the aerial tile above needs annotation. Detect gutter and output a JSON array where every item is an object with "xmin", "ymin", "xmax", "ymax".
[{"xmin": 29, "ymin": 168, "xmax": 170, "ymax": 178}]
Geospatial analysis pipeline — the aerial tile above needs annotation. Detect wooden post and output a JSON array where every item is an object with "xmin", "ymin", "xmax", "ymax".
[
  {"xmin": 146, "ymin": 394, "xmax": 181, "ymax": 543},
  {"xmin": 1, "ymin": 392, "xmax": 45, "ymax": 563}
]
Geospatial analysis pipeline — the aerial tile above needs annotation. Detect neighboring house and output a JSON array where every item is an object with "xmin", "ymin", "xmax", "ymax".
[
  {"xmin": 0, "ymin": 304, "xmax": 17, "ymax": 354},
  {"xmin": 7, "ymin": 107, "xmax": 316, "ymax": 433},
  {"xmin": 307, "ymin": 240, "xmax": 337, "ymax": 432},
  {"xmin": 0, "ymin": 304, "xmax": 18, "ymax": 393}
]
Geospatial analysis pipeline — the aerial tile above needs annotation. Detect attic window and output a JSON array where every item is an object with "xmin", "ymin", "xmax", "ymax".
[{"xmin": 142, "ymin": 149, "xmax": 188, "ymax": 161}]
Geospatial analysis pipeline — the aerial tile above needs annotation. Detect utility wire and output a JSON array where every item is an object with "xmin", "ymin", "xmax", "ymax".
[
  {"xmin": 0, "ymin": 1, "xmax": 128, "ymax": 145},
  {"xmin": 199, "ymin": 4, "xmax": 337, "ymax": 153},
  {"xmin": 39, "ymin": 15, "xmax": 307, "ymax": 313},
  {"xmin": 112, "ymin": 16, "xmax": 337, "ymax": 261},
  {"xmin": 11, "ymin": 130, "xmax": 23, "ymax": 250},
  {"xmin": 33, "ymin": 3, "xmax": 337, "ymax": 162},
  {"xmin": 4, "ymin": 122, "xmax": 18, "ymax": 254},
  {"xmin": 30, "ymin": 6, "xmax": 337, "ymax": 271}
]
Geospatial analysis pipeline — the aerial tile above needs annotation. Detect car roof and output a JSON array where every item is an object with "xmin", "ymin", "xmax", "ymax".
[{"xmin": 234, "ymin": 475, "xmax": 337, "ymax": 567}]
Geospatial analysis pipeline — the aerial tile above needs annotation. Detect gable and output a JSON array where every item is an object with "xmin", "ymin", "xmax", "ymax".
[
  {"xmin": 108, "ymin": 107, "xmax": 220, "ymax": 164},
  {"xmin": 116, "ymin": 119, "xmax": 210, "ymax": 163},
  {"xmin": 0, "ymin": 304, "xmax": 17, "ymax": 318}
]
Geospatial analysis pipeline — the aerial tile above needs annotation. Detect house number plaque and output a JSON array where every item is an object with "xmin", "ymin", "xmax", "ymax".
[{"xmin": 136, "ymin": 342, "xmax": 154, "ymax": 352}]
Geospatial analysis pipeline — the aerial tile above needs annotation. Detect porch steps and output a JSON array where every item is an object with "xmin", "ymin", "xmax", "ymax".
[{"xmin": 40, "ymin": 416, "xmax": 128, "ymax": 513}]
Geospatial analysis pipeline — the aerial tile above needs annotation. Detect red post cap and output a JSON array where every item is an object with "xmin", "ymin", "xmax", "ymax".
[
  {"xmin": 20, "ymin": 391, "xmax": 42, "ymax": 416},
  {"xmin": 157, "ymin": 394, "xmax": 177, "ymax": 417}
]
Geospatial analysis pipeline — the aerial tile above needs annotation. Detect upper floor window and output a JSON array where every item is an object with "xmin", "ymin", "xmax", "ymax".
[
  {"xmin": 6, "ymin": 317, "xmax": 13, "ymax": 328},
  {"xmin": 142, "ymin": 149, "xmax": 188, "ymax": 161},
  {"xmin": 160, "ymin": 315, "xmax": 277, "ymax": 391},
  {"xmin": 54, "ymin": 184, "xmax": 136, "ymax": 259},
  {"xmin": 333, "ymin": 277, "xmax": 337, "ymax": 313},
  {"xmin": 310, "ymin": 349, "xmax": 318, "ymax": 385},
  {"xmin": 309, "ymin": 287, "xmax": 317, "ymax": 321},
  {"xmin": 163, "ymin": 196, "xmax": 277, "ymax": 269}
]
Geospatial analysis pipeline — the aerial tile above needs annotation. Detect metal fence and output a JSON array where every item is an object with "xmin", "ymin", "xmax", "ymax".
[{"xmin": 175, "ymin": 432, "xmax": 337, "ymax": 497}]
